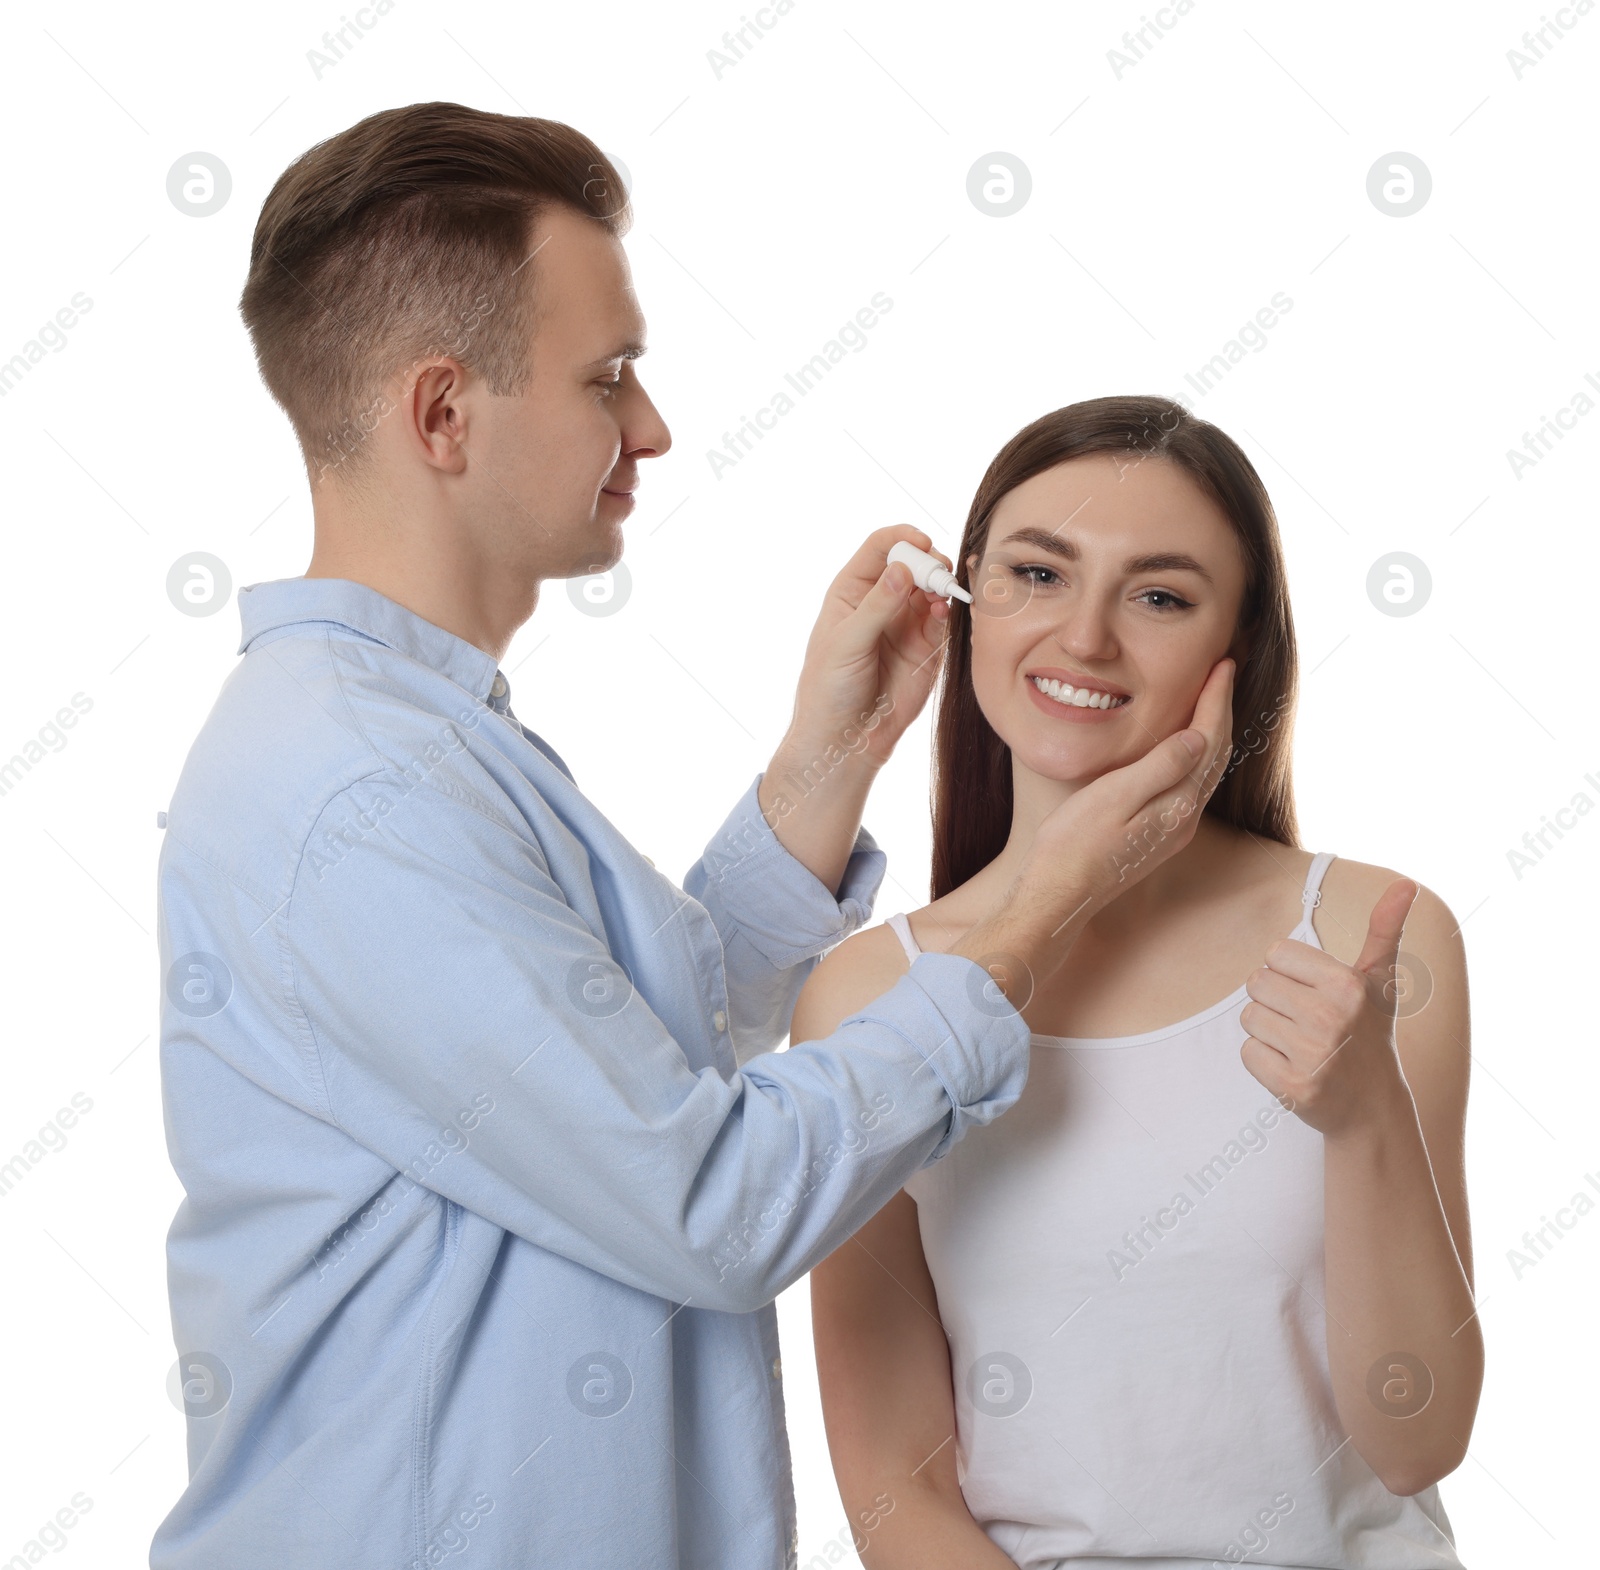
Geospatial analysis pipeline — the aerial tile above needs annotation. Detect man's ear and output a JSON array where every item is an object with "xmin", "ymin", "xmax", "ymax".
[{"xmin": 407, "ymin": 359, "xmax": 471, "ymax": 475}]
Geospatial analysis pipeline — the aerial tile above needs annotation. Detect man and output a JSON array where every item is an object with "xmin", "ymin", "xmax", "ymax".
[{"xmin": 153, "ymin": 101, "xmax": 1216, "ymax": 1569}]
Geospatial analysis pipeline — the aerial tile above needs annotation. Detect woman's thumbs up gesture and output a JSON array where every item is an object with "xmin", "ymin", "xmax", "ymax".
[{"xmin": 1239, "ymin": 877, "xmax": 1421, "ymax": 1135}]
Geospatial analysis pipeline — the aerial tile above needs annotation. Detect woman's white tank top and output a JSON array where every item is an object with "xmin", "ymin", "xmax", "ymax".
[{"xmin": 889, "ymin": 852, "xmax": 1465, "ymax": 1570}]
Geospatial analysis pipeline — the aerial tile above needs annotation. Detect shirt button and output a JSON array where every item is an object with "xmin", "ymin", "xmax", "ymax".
[
  {"xmin": 642, "ymin": 855, "xmax": 655, "ymax": 868},
  {"xmin": 771, "ymin": 1356, "xmax": 782, "ymax": 1380},
  {"xmin": 712, "ymin": 1009, "xmax": 728, "ymax": 1033},
  {"xmin": 490, "ymin": 673, "xmax": 508, "ymax": 699}
]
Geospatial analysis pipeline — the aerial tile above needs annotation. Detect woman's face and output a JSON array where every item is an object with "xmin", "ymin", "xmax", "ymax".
[{"xmin": 966, "ymin": 452, "xmax": 1249, "ymax": 784}]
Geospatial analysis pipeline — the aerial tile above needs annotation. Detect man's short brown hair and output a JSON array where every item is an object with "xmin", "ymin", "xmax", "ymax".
[{"xmin": 239, "ymin": 101, "xmax": 630, "ymax": 484}]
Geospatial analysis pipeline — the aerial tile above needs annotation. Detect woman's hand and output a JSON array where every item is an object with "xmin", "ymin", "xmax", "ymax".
[
  {"xmin": 1239, "ymin": 877, "xmax": 1420, "ymax": 1135},
  {"xmin": 780, "ymin": 525, "xmax": 954, "ymax": 772},
  {"xmin": 1241, "ymin": 874, "xmax": 1483, "ymax": 1494}
]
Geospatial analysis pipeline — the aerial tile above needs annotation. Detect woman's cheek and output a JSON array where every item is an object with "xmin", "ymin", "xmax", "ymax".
[{"xmin": 966, "ymin": 622, "xmax": 1005, "ymax": 695}]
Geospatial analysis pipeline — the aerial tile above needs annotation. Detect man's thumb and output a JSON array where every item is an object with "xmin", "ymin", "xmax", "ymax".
[{"xmin": 835, "ymin": 561, "xmax": 912, "ymax": 655}]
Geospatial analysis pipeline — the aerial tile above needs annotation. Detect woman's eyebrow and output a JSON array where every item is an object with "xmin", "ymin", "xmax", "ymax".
[{"xmin": 994, "ymin": 527, "xmax": 1215, "ymax": 586}]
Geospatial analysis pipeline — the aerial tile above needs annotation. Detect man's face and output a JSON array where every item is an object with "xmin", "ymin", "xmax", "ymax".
[{"xmin": 467, "ymin": 202, "xmax": 671, "ymax": 580}]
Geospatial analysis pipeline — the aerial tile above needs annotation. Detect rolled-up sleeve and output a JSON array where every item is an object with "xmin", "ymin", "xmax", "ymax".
[
  {"xmin": 682, "ymin": 771, "xmax": 886, "ymax": 1057},
  {"xmin": 286, "ymin": 774, "xmax": 1027, "ymax": 1315}
]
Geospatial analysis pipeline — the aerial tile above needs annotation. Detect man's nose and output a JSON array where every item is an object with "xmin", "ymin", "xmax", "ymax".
[{"xmin": 626, "ymin": 387, "xmax": 672, "ymax": 460}]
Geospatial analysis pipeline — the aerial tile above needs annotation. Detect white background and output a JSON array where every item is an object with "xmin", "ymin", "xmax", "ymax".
[{"xmin": 1, "ymin": 0, "xmax": 1595, "ymax": 1564}]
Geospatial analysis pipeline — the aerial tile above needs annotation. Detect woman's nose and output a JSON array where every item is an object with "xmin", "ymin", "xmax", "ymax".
[{"xmin": 1048, "ymin": 606, "xmax": 1116, "ymax": 661}]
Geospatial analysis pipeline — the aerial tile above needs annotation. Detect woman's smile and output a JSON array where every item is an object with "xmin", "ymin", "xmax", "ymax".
[{"xmin": 1025, "ymin": 666, "xmax": 1134, "ymax": 721}]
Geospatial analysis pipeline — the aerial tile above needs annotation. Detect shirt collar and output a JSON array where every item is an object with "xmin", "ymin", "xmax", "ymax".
[{"xmin": 236, "ymin": 576, "xmax": 503, "ymax": 704}]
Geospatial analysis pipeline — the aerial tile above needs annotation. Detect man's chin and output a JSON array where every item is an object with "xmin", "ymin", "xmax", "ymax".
[{"xmin": 567, "ymin": 526, "xmax": 626, "ymax": 580}]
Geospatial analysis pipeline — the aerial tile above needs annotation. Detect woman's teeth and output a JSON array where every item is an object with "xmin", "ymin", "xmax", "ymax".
[{"xmin": 1032, "ymin": 676, "xmax": 1130, "ymax": 710}]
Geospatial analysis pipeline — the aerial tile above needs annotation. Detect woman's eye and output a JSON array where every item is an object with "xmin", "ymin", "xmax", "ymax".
[
  {"xmin": 997, "ymin": 565, "xmax": 1193, "ymax": 609},
  {"xmin": 1136, "ymin": 588, "xmax": 1194, "ymax": 611},
  {"xmin": 1009, "ymin": 563, "xmax": 1061, "ymax": 587}
]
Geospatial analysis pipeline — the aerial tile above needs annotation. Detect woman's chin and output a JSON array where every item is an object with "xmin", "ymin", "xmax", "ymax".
[{"xmin": 1006, "ymin": 738, "xmax": 1123, "ymax": 785}]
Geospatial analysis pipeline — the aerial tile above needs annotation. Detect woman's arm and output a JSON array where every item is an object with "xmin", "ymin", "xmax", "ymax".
[
  {"xmin": 812, "ymin": 1192, "xmax": 1017, "ymax": 1567},
  {"xmin": 1241, "ymin": 873, "xmax": 1483, "ymax": 1496},
  {"xmin": 797, "ymin": 935, "xmax": 1017, "ymax": 1568},
  {"xmin": 1320, "ymin": 879, "xmax": 1481, "ymax": 1493}
]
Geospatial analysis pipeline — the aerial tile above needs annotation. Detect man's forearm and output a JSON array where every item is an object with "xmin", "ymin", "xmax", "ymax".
[{"xmin": 758, "ymin": 728, "xmax": 882, "ymax": 898}]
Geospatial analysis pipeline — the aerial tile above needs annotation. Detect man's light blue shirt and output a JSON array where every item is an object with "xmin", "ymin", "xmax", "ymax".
[{"xmin": 151, "ymin": 576, "xmax": 1031, "ymax": 1569}]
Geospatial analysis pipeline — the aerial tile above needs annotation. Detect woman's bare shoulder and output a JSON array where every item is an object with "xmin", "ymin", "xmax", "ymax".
[
  {"xmin": 1315, "ymin": 852, "xmax": 1464, "ymax": 969},
  {"xmin": 791, "ymin": 919, "xmax": 916, "ymax": 1045}
]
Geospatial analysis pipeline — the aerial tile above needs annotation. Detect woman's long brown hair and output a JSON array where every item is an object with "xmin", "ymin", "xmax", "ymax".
[{"xmin": 930, "ymin": 394, "xmax": 1301, "ymax": 901}]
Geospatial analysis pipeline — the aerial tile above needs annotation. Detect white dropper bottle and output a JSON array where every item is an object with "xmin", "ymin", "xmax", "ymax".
[{"xmin": 887, "ymin": 540, "xmax": 973, "ymax": 603}]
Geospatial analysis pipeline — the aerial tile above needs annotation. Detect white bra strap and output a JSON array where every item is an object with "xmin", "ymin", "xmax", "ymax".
[
  {"xmin": 884, "ymin": 912, "xmax": 921, "ymax": 964},
  {"xmin": 1300, "ymin": 851, "xmax": 1335, "ymax": 916}
]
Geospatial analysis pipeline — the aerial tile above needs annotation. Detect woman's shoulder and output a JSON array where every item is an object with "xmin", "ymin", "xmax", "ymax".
[
  {"xmin": 1314, "ymin": 851, "xmax": 1464, "ymax": 969},
  {"xmin": 789, "ymin": 916, "xmax": 923, "ymax": 1046}
]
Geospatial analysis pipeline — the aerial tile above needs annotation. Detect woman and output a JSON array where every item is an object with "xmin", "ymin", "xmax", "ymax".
[{"xmin": 796, "ymin": 396, "xmax": 1481, "ymax": 1570}]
